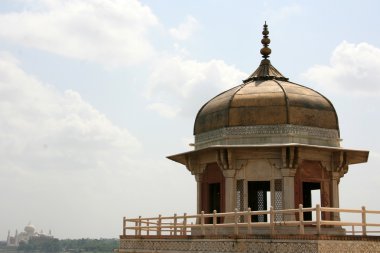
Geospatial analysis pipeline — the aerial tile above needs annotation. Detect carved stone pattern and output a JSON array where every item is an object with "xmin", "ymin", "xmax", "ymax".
[
  {"xmin": 120, "ymin": 239, "xmax": 234, "ymax": 252},
  {"xmin": 318, "ymin": 240, "xmax": 380, "ymax": 253},
  {"xmin": 195, "ymin": 124, "xmax": 339, "ymax": 143},
  {"xmin": 119, "ymin": 239, "xmax": 380, "ymax": 253},
  {"xmin": 274, "ymin": 179, "xmax": 283, "ymax": 221}
]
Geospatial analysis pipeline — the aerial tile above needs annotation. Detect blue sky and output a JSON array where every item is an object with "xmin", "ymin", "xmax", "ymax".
[{"xmin": 0, "ymin": 0, "xmax": 379, "ymax": 239}]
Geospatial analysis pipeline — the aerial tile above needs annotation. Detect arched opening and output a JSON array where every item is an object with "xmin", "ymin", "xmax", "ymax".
[{"xmin": 200, "ymin": 163, "xmax": 225, "ymax": 223}]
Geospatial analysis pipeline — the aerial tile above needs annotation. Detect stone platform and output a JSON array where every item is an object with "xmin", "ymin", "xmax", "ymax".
[{"xmin": 118, "ymin": 235, "xmax": 380, "ymax": 253}]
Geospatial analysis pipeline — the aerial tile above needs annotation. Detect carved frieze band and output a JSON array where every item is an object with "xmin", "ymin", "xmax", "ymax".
[
  {"xmin": 120, "ymin": 239, "xmax": 317, "ymax": 253},
  {"xmin": 119, "ymin": 239, "xmax": 380, "ymax": 253},
  {"xmin": 195, "ymin": 125, "xmax": 339, "ymax": 144}
]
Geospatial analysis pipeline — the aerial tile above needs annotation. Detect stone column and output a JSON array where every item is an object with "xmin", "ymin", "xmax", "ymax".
[
  {"xmin": 195, "ymin": 174, "xmax": 203, "ymax": 215},
  {"xmin": 223, "ymin": 169, "xmax": 236, "ymax": 222},
  {"xmin": 281, "ymin": 168, "xmax": 297, "ymax": 221},
  {"xmin": 331, "ymin": 172, "xmax": 341, "ymax": 221},
  {"xmin": 194, "ymin": 174, "xmax": 203, "ymax": 224}
]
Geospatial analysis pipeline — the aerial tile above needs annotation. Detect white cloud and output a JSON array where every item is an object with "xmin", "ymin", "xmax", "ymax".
[
  {"xmin": 169, "ymin": 15, "xmax": 199, "ymax": 41},
  {"xmin": 0, "ymin": 52, "xmax": 144, "ymax": 238},
  {"xmin": 303, "ymin": 41, "xmax": 380, "ymax": 96},
  {"xmin": 0, "ymin": 0, "xmax": 158, "ymax": 66},
  {"xmin": 146, "ymin": 56, "xmax": 247, "ymax": 117},
  {"xmin": 147, "ymin": 102, "xmax": 181, "ymax": 118},
  {"xmin": 0, "ymin": 53, "xmax": 141, "ymax": 172}
]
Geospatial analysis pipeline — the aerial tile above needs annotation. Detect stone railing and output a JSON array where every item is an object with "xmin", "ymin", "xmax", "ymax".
[{"xmin": 122, "ymin": 205, "xmax": 380, "ymax": 237}]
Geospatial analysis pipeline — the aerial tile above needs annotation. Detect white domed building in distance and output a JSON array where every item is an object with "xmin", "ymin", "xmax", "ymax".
[{"xmin": 6, "ymin": 223, "xmax": 53, "ymax": 247}]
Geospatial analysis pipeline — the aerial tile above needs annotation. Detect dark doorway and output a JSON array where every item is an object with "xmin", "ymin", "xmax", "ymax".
[
  {"xmin": 248, "ymin": 181, "xmax": 270, "ymax": 222},
  {"xmin": 302, "ymin": 182, "xmax": 320, "ymax": 221},
  {"xmin": 208, "ymin": 183, "xmax": 221, "ymax": 223}
]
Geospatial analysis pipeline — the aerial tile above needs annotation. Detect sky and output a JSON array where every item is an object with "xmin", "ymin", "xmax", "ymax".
[{"xmin": 0, "ymin": 0, "xmax": 379, "ymax": 239}]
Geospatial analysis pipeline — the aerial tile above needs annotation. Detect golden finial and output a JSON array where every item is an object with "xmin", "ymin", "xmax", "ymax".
[
  {"xmin": 243, "ymin": 22, "xmax": 288, "ymax": 82},
  {"xmin": 260, "ymin": 21, "xmax": 271, "ymax": 59}
]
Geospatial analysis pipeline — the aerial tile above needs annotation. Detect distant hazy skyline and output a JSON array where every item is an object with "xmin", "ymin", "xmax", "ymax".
[{"xmin": 0, "ymin": 0, "xmax": 379, "ymax": 239}]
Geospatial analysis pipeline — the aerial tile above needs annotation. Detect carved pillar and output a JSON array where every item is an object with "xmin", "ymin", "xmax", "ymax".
[
  {"xmin": 280, "ymin": 147, "xmax": 298, "ymax": 220},
  {"xmin": 281, "ymin": 168, "xmax": 297, "ymax": 221},
  {"xmin": 216, "ymin": 149, "xmax": 236, "ymax": 219},
  {"xmin": 186, "ymin": 155, "xmax": 205, "ymax": 218},
  {"xmin": 223, "ymin": 169, "xmax": 236, "ymax": 213},
  {"xmin": 331, "ymin": 171, "xmax": 341, "ymax": 221},
  {"xmin": 223, "ymin": 169, "xmax": 235, "ymax": 222},
  {"xmin": 194, "ymin": 173, "xmax": 203, "ymax": 216},
  {"xmin": 331, "ymin": 151, "xmax": 348, "ymax": 221}
]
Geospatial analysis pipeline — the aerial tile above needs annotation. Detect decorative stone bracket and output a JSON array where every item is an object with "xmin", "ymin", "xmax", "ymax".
[
  {"xmin": 281, "ymin": 147, "xmax": 299, "ymax": 170},
  {"xmin": 332, "ymin": 151, "xmax": 348, "ymax": 178},
  {"xmin": 216, "ymin": 149, "xmax": 232, "ymax": 171},
  {"xmin": 185, "ymin": 155, "xmax": 206, "ymax": 176}
]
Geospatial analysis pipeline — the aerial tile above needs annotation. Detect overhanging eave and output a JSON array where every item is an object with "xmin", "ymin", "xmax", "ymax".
[{"xmin": 167, "ymin": 143, "xmax": 369, "ymax": 166}]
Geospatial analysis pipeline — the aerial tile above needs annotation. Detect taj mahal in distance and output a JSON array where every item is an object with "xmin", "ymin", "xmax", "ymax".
[
  {"xmin": 116, "ymin": 23, "xmax": 380, "ymax": 253},
  {"xmin": 5, "ymin": 223, "xmax": 53, "ymax": 247}
]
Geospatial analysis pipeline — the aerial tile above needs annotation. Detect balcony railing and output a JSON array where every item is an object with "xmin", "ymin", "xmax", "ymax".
[{"xmin": 122, "ymin": 204, "xmax": 380, "ymax": 237}]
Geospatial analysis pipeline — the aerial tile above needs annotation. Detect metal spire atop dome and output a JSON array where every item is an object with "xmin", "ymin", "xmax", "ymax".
[
  {"xmin": 260, "ymin": 21, "xmax": 271, "ymax": 59},
  {"xmin": 243, "ymin": 22, "xmax": 288, "ymax": 83}
]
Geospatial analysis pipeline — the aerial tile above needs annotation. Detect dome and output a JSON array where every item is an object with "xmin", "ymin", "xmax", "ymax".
[
  {"xmin": 24, "ymin": 223, "xmax": 36, "ymax": 234},
  {"xmin": 193, "ymin": 23, "xmax": 340, "ymax": 150},
  {"xmin": 194, "ymin": 78, "xmax": 338, "ymax": 134}
]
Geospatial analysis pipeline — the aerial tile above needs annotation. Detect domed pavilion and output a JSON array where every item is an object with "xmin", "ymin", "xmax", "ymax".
[
  {"xmin": 118, "ymin": 23, "xmax": 380, "ymax": 253},
  {"xmin": 167, "ymin": 22, "xmax": 368, "ymax": 224}
]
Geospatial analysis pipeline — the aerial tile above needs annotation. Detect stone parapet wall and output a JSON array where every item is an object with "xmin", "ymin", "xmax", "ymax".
[{"xmin": 118, "ymin": 235, "xmax": 380, "ymax": 253}]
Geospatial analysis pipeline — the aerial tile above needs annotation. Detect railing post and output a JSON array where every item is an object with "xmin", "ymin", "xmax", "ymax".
[
  {"xmin": 182, "ymin": 213, "xmax": 187, "ymax": 235},
  {"xmin": 362, "ymin": 206, "xmax": 367, "ymax": 236},
  {"xmin": 123, "ymin": 217, "xmax": 126, "ymax": 236},
  {"xmin": 173, "ymin": 213, "xmax": 177, "ymax": 236},
  {"xmin": 200, "ymin": 211, "xmax": 205, "ymax": 236},
  {"xmin": 213, "ymin": 210, "xmax": 217, "ymax": 235},
  {"xmin": 138, "ymin": 216, "xmax": 142, "ymax": 236},
  {"xmin": 352, "ymin": 225, "xmax": 355, "ymax": 236},
  {"xmin": 134, "ymin": 220, "xmax": 138, "ymax": 236},
  {"xmin": 234, "ymin": 208, "xmax": 238, "ymax": 236},
  {"xmin": 270, "ymin": 206, "xmax": 274, "ymax": 235},
  {"xmin": 247, "ymin": 208, "xmax": 252, "ymax": 234},
  {"xmin": 157, "ymin": 214, "xmax": 162, "ymax": 236},
  {"xmin": 147, "ymin": 219, "xmax": 150, "ymax": 236},
  {"xmin": 299, "ymin": 204, "xmax": 304, "ymax": 235},
  {"xmin": 316, "ymin": 204, "xmax": 321, "ymax": 234}
]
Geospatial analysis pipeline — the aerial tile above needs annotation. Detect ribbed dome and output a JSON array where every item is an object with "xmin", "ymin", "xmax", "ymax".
[
  {"xmin": 193, "ymin": 22, "xmax": 340, "ymax": 150},
  {"xmin": 194, "ymin": 78, "xmax": 339, "ymax": 135}
]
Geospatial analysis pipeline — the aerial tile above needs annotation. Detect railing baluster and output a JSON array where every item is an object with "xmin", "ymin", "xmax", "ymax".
[
  {"xmin": 182, "ymin": 213, "xmax": 187, "ymax": 235},
  {"xmin": 138, "ymin": 216, "xmax": 142, "ymax": 236},
  {"xmin": 213, "ymin": 210, "xmax": 217, "ymax": 235},
  {"xmin": 316, "ymin": 204, "xmax": 321, "ymax": 234},
  {"xmin": 270, "ymin": 206, "xmax": 274, "ymax": 235},
  {"xmin": 299, "ymin": 204, "xmax": 304, "ymax": 235},
  {"xmin": 247, "ymin": 208, "xmax": 252, "ymax": 234},
  {"xmin": 147, "ymin": 219, "xmax": 150, "ymax": 236},
  {"xmin": 174, "ymin": 213, "xmax": 177, "ymax": 236},
  {"xmin": 201, "ymin": 211, "xmax": 205, "ymax": 236},
  {"xmin": 157, "ymin": 214, "xmax": 162, "ymax": 236},
  {"xmin": 362, "ymin": 206, "xmax": 367, "ymax": 236},
  {"xmin": 234, "ymin": 208, "xmax": 238, "ymax": 236},
  {"xmin": 123, "ymin": 217, "xmax": 126, "ymax": 236}
]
